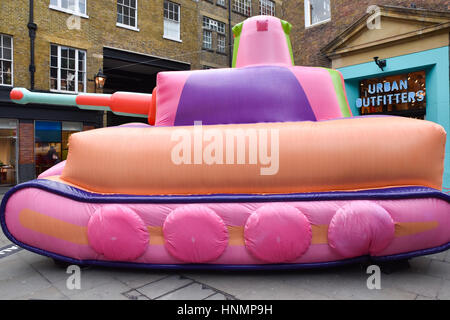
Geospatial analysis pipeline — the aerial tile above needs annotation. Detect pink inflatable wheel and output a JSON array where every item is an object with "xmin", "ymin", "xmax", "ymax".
[
  {"xmin": 163, "ymin": 205, "xmax": 228, "ymax": 263},
  {"xmin": 244, "ymin": 204, "xmax": 311, "ymax": 263},
  {"xmin": 328, "ymin": 201, "xmax": 395, "ymax": 258},
  {"xmin": 87, "ymin": 205, "xmax": 149, "ymax": 261}
]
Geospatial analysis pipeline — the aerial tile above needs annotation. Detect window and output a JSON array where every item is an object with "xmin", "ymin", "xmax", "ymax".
[
  {"xmin": 49, "ymin": 0, "xmax": 87, "ymax": 16},
  {"xmin": 203, "ymin": 17, "xmax": 226, "ymax": 53},
  {"xmin": 217, "ymin": 0, "xmax": 226, "ymax": 6},
  {"xmin": 34, "ymin": 121, "xmax": 83, "ymax": 177},
  {"xmin": 0, "ymin": 34, "xmax": 13, "ymax": 86},
  {"xmin": 233, "ymin": 0, "xmax": 251, "ymax": 16},
  {"xmin": 259, "ymin": 0, "xmax": 274, "ymax": 16},
  {"xmin": 203, "ymin": 17, "xmax": 225, "ymax": 33},
  {"xmin": 217, "ymin": 34, "xmax": 226, "ymax": 53},
  {"xmin": 117, "ymin": 0, "xmax": 138, "ymax": 29},
  {"xmin": 305, "ymin": 0, "xmax": 330, "ymax": 27},
  {"xmin": 50, "ymin": 44, "xmax": 86, "ymax": 93},
  {"xmin": 164, "ymin": 1, "xmax": 181, "ymax": 41},
  {"xmin": 203, "ymin": 30, "xmax": 212, "ymax": 50}
]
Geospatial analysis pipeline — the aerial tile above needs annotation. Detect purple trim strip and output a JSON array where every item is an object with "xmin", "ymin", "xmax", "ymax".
[{"xmin": 2, "ymin": 179, "xmax": 449, "ymax": 205}]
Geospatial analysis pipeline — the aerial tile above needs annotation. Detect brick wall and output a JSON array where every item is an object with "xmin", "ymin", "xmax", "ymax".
[
  {"xmin": 282, "ymin": 0, "xmax": 450, "ymax": 67},
  {"xmin": 18, "ymin": 122, "xmax": 34, "ymax": 165}
]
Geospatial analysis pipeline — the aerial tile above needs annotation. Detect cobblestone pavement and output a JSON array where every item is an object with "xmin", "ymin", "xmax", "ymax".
[{"xmin": 1, "ymin": 190, "xmax": 449, "ymax": 300}]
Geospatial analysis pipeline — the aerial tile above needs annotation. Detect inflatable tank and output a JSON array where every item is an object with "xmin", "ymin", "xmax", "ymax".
[{"xmin": 1, "ymin": 16, "xmax": 449, "ymax": 270}]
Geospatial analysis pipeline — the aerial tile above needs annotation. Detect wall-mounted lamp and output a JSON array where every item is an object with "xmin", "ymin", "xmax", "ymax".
[
  {"xmin": 374, "ymin": 57, "xmax": 387, "ymax": 71},
  {"xmin": 89, "ymin": 68, "xmax": 108, "ymax": 93}
]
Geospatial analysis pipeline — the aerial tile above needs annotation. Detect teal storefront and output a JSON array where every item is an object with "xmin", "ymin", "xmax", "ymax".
[{"xmin": 337, "ymin": 46, "xmax": 450, "ymax": 190}]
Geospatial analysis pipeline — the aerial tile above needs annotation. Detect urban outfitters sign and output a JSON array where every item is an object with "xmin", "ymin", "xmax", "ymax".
[{"xmin": 357, "ymin": 71, "xmax": 426, "ymax": 115}]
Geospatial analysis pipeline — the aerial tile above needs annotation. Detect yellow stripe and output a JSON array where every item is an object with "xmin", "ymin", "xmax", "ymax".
[
  {"xmin": 19, "ymin": 209, "xmax": 89, "ymax": 245},
  {"xmin": 395, "ymin": 221, "xmax": 439, "ymax": 237},
  {"xmin": 311, "ymin": 225, "xmax": 329, "ymax": 244}
]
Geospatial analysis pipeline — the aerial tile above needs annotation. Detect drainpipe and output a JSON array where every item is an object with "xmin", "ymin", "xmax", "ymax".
[
  {"xmin": 228, "ymin": 1, "xmax": 233, "ymax": 67},
  {"xmin": 28, "ymin": 0, "xmax": 37, "ymax": 90}
]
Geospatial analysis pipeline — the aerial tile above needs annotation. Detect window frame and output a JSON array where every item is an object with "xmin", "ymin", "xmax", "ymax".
[
  {"xmin": 0, "ymin": 34, "xmax": 13, "ymax": 87},
  {"xmin": 233, "ymin": 0, "xmax": 252, "ymax": 16},
  {"xmin": 50, "ymin": 44, "xmax": 86, "ymax": 94},
  {"xmin": 259, "ymin": 0, "xmax": 275, "ymax": 16},
  {"xmin": 116, "ymin": 0, "xmax": 139, "ymax": 32},
  {"xmin": 49, "ymin": 0, "xmax": 89, "ymax": 18},
  {"xmin": 202, "ymin": 30, "xmax": 212, "ymax": 50},
  {"xmin": 163, "ymin": 1, "xmax": 182, "ymax": 42},
  {"xmin": 304, "ymin": 0, "xmax": 331, "ymax": 28}
]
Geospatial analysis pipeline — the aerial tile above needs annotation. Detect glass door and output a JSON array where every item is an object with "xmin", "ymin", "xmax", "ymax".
[{"xmin": 0, "ymin": 119, "xmax": 18, "ymax": 186}]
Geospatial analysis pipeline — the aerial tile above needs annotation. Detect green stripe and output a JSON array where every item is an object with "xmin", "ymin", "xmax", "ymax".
[
  {"xmin": 280, "ymin": 20, "xmax": 295, "ymax": 65},
  {"xmin": 325, "ymin": 68, "xmax": 352, "ymax": 117},
  {"xmin": 232, "ymin": 22, "xmax": 243, "ymax": 68}
]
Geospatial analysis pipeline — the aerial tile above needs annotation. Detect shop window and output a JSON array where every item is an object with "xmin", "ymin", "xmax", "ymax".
[
  {"xmin": 305, "ymin": 0, "xmax": 330, "ymax": 27},
  {"xmin": 357, "ymin": 71, "xmax": 426, "ymax": 119},
  {"xmin": 164, "ymin": 1, "xmax": 181, "ymax": 41},
  {"xmin": 0, "ymin": 119, "xmax": 17, "ymax": 185},
  {"xmin": 35, "ymin": 121, "xmax": 62, "ymax": 177},
  {"xmin": 50, "ymin": 44, "xmax": 86, "ymax": 93},
  {"xmin": 233, "ymin": 0, "xmax": 252, "ymax": 16},
  {"xmin": 62, "ymin": 122, "xmax": 83, "ymax": 160},
  {"xmin": 117, "ymin": 0, "xmax": 138, "ymax": 30},
  {"xmin": 0, "ymin": 34, "xmax": 13, "ymax": 86},
  {"xmin": 259, "ymin": 0, "xmax": 275, "ymax": 16},
  {"xmin": 35, "ymin": 121, "xmax": 83, "ymax": 177},
  {"xmin": 50, "ymin": 0, "xmax": 87, "ymax": 16}
]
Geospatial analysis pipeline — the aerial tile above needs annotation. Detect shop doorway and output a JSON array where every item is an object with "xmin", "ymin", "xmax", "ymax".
[{"xmin": 0, "ymin": 119, "xmax": 18, "ymax": 186}]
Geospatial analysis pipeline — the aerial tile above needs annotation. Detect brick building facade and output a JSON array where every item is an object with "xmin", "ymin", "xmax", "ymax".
[{"xmin": 283, "ymin": 0, "xmax": 449, "ymax": 67}]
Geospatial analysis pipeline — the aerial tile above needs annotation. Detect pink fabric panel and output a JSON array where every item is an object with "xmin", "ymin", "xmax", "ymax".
[
  {"xmin": 87, "ymin": 205, "xmax": 149, "ymax": 261},
  {"xmin": 4, "ymin": 188, "xmax": 97, "ymax": 260},
  {"xmin": 328, "ymin": 201, "xmax": 395, "ymax": 258},
  {"xmin": 290, "ymin": 67, "xmax": 343, "ymax": 120},
  {"xmin": 235, "ymin": 16, "xmax": 292, "ymax": 68},
  {"xmin": 163, "ymin": 205, "xmax": 229, "ymax": 263},
  {"xmin": 375, "ymin": 198, "xmax": 450, "ymax": 256},
  {"xmin": 38, "ymin": 161, "xmax": 66, "ymax": 179},
  {"xmin": 3, "ymin": 187, "xmax": 450, "ymax": 265},
  {"xmin": 244, "ymin": 204, "xmax": 311, "ymax": 263},
  {"xmin": 155, "ymin": 71, "xmax": 191, "ymax": 126}
]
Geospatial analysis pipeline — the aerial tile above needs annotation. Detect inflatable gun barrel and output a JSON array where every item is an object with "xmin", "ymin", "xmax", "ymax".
[{"xmin": 10, "ymin": 88, "xmax": 157, "ymax": 125}]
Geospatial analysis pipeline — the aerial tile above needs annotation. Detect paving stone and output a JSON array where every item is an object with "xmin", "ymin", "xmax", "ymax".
[
  {"xmin": 437, "ymin": 280, "xmax": 450, "ymax": 300},
  {"xmin": 427, "ymin": 260, "xmax": 450, "ymax": 280},
  {"xmin": 427, "ymin": 251, "xmax": 448, "ymax": 261},
  {"xmin": 137, "ymin": 275, "xmax": 193, "ymax": 299},
  {"xmin": 416, "ymin": 295, "xmax": 434, "ymax": 300},
  {"xmin": 181, "ymin": 271, "xmax": 332, "ymax": 300},
  {"xmin": 0, "ymin": 255, "xmax": 36, "ymax": 281},
  {"xmin": 52, "ymin": 268, "xmax": 119, "ymax": 297},
  {"xmin": 122, "ymin": 289, "xmax": 150, "ymax": 300},
  {"xmin": 157, "ymin": 283, "xmax": 216, "ymax": 300},
  {"xmin": 408, "ymin": 257, "xmax": 432, "ymax": 274},
  {"xmin": 382, "ymin": 272, "xmax": 442, "ymax": 298},
  {"xmin": 69, "ymin": 281, "xmax": 131, "ymax": 300},
  {"xmin": 30, "ymin": 259, "xmax": 72, "ymax": 283},
  {"xmin": 111, "ymin": 269, "xmax": 169, "ymax": 289},
  {"xmin": 16, "ymin": 250, "xmax": 47, "ymax": 265},
  {"xmin": 0, "ymin": 273, "xmax": 53, "ymax": 300},
  {"xmin": 14, "ymin": 285, "xmax": 68, "ymax": 300},
  {"xmin": 205, "ymin": 293, "xmax": 227, "ymax": 300}
]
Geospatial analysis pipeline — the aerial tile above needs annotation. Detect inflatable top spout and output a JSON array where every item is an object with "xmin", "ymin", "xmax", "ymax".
[{"xmin": 232, "ymin": 15, "xmax": 295, "ymax": 68}]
